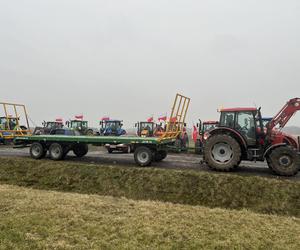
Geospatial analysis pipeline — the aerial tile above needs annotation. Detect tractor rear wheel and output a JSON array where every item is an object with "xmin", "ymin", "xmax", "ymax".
[
  {"xmin": 134, "ymin": 146, "xmax": 153, "ymax": 166},
  {"xmin": 49, "ymin": 143, "xmax": 65, "ymax": 160},
  {"xmin": 30, "ymin": 142, "xmax": 46, "ymax": 159},
  {"xmin": 73, "ymin": 144, "xmax": 88, "ymax": 158},
  {"xmin": 154, "ymin": 150, "xmax": 168, "ymax": 162},
  {"xmin": 267, "ymin": 146, "xmax": 300, "ymax": 176},
  {"xmin": 204, "ymin": 134, "xmax": 241, "ymax": 171}
]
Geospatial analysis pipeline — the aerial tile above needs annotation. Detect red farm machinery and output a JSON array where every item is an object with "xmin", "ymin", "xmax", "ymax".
[{"xmin": 203, "ymin": 98, "xmax": 300, "ymax": 176}]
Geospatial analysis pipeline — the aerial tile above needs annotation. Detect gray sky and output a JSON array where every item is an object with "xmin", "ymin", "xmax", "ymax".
[{"xmin": 0, "ymin": 0, "xmax": 299, "ymax": 128}]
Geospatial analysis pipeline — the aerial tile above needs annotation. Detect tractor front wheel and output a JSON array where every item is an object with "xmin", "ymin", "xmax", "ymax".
[
  {"xmin": 204, "ymin": 134, "xmax": 241, "ymax": 171},
  {"xmin": 267, "ymin": 146, "xmax": 300, "ymax": 176}
]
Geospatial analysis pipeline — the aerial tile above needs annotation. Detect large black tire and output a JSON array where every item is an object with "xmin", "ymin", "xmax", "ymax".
[
  {"xmin": 107, "ymin": 148, "xmax": 113, "ymax": 154},
  {"xmin": 154, "ymin": 150, "xmax": 168, "ymax": 162},
  {"xmin": 73, "ymin": 144, "xmax": 88, "ymax": 158},
  {"xmin": 267, "ymin": 146, "xmax": 300, "ymax": 176},
  {"xmin": 195, "ymin": 140, "xmax": 203, "ymax": 154},
  {"xmin": 30, "ymin": 142, "xmax": 46, "ymax": 159},
  {"xmin": 134, "ymin": 146, "xmax": 153, "ymax": 167},
  {"xmin": 204, "ymin": 134, "xmax": 241, "ymax": 171},
  {"xmin": 49, "ymin": 143, "xmax": 65, "ymax": 160}
]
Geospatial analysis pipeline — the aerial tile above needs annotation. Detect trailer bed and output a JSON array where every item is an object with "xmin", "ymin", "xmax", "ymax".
[
  {"xmin": 13, "ymin": 135, "xmax": 176, "ymax": 166},
  {"xmin": 14, "ymin": 135, "xmax": 175, "ymax": 145}
]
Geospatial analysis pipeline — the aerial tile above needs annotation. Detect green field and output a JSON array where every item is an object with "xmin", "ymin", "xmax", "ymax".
[
  {"xmin": 0, "ymin": 184, "xmax": 299, "ymax": 250},
  {"xmin": 0, "ymin": 157, "xmax": 299, "ymax": 217},
  {"xmin": 0, "ymin": 157, "xmax": 299, "ymax": 249}
]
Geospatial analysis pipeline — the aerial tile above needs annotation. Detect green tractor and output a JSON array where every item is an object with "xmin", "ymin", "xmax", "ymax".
[{"xmin": 66, "ymin": 120, "xmax": 95, "ymax": 136}]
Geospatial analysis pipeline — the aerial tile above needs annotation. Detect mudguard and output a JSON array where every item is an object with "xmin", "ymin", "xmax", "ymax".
[
  {"xmin": 208, "ymin": 127, "xmax": 248, "ymax": 150},
  {"xmin": 263, "ymin": 143, "xmax": 286, "ymax": 158}
]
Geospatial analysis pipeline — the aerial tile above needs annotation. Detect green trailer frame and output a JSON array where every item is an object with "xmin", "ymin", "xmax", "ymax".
[
  {"xmin": 13, "ymin": 93, "xmax": 190, "ymax": 167},
  {"xmin": 14, "ymin": 135, "xmax": 176, "ymax": 166}
]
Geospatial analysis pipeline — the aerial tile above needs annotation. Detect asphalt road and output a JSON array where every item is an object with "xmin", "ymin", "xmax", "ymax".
[{"xmin": 0, "ymin": 146, "xmax": 299, "ymax": 181}]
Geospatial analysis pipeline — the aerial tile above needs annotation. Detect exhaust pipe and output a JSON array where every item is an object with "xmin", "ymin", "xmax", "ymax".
[{"xmin": 298, "ymin": 136, "xmax": 300, "ymax": 152}]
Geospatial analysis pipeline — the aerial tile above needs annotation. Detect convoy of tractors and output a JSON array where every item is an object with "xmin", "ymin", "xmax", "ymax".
[{"xmin": 1, "ymin": 95, "xmax": 300, "ymax": 177}]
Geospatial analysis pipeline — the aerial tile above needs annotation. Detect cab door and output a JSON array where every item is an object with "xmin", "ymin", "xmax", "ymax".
[{"xmin": 235, "ymin": 111, "xmax": 257, "ymax": 146}]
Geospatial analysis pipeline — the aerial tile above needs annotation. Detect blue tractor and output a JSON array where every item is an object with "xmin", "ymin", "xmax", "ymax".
[
  {"xmin": 99, "ymin": 120, "xmax": 128, "ymax": 153},
  {"xmin": 99, "ymin": 120, "xmax": 126, "ymax": 136}
]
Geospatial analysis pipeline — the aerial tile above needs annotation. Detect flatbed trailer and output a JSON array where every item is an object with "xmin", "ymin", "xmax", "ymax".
[
  {"xmin": 13, "ymin": 93, "xmax": 191, "ymax": 167},
  {"xmin": 14, "ymin": 134, "xmax": 176, "ymax": 166}
]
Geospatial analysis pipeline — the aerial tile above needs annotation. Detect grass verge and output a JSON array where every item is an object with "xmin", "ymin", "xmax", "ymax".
[
  {"xmin": 0, "ymin": 157, "xmax": 299, "ymax": 217},
  {"xmin": 0, "ymin": 184, "xmax": 299, "ymax": 250}
]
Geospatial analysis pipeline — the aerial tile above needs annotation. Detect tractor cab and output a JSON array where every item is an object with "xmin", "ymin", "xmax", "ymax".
[
  {"xmin": 67, "ymin": 120, "xmax": 88, "ymax": 130},
  {"xmin": 0, "ymin": 116, "xmax": 18, "ymax": 130},
  {"xmin": 218, "ymin": 108, "xmax": 264, "ymax": 146},
  {"xmin": 197, "ymin": 120, "xmax": 219, "ymax": 136},
  {"xmin": 135, "ymin": 122, "xmax": 155, "ymax": 137},
  {"xmin": 66, "ymin": 120, "xmax": 94, "ymax": 136},
  {"xmin": 100, "ymin": 120, "xmax": 126, "ymax": 136},
  {"xmin": 42, "ymin": 121, "xmax": 64, "ymax": 130}
]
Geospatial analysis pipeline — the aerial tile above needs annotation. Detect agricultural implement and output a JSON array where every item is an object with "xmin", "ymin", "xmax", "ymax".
[
  {"xmin": 0, "ymin": 102, "xmax": 30, "ymax": 144},
  {"xmin": 203, "ymin": 98, "xmax": 300, "ymax": 176},
  {"xmin": 14, "ymin": 94, "xmax": 190, "ymax": 166}
]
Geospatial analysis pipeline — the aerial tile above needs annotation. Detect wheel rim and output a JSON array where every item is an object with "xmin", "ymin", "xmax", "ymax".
[
  {"xmin": 211, "ymin": 142, "xmax": 233, "ymax": 163},
  {"xmin": 51, "ymin": 147, "xmax": 61, "ymax": 158},
  {"xmin": 279, "ymin": 155, "xmax": 292, "ymax": 168},
  {"xmin": 32, "ymin": 145, "xmax": 41, "ymax": 157},
  {"xmin": 137, "ymin": 151, "xmax": 149, "ymax": 164}
]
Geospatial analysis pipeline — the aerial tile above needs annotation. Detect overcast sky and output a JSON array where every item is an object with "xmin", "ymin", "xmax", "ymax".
[{"xmin": 0, "ymin": 0, "xmax": 299, "ymax": 128}]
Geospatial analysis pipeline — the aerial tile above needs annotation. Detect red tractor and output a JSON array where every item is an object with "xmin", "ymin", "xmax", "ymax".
[
  {"xmin": 203, "ymin": 98, "xmax": 300, "ymax": 176},
  {"xmin": 194, "ymin": 120, "xmax": 218, "ymax": 154}
]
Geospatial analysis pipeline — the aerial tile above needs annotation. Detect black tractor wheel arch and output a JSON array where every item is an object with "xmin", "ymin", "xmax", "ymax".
[
  {"xmin": 267, "ymin": 146, "xmax": 300, "ymax": 176},
  {"xmin": 203, "ymin": 134, "xmax": 242, "ymax": 172}
]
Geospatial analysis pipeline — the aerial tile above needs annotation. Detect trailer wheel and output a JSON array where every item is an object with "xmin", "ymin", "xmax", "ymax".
[
  {"xmin": 154, "ymin": 150, "xmax": 168, "ymax": 162},
  {"xmin": 49, "ymin": 143, "xmax": 65, "ymax": 160},
  {"xmin": 204, "ymin": 134, "xmax": 241, "ymax": 171},
  {"xmin": 268, "ymin": 146, "xmax": 300, "ymax": 176},
  {"xmin": 134, "ymin": 146, "xmax": 153, "ymax": 166},
  {"xmin": 30, "ymin": 142, "xmax": 46, "ymax": 159},
  {"xmin": 73, "ymin": 144, "xmax": 88, "ymax": 158}
]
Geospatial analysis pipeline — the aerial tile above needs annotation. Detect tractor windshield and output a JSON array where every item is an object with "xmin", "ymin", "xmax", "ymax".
[
  {"xmin": 71, "ymin": 121, "xmax": 87, "ymax": 129},
  {"xmin": 203, "ymin": 123, "xmax": 217, "ymax": 132},
  {"xmin": 140, "ymin": 122, "xmax": 154, "ymax": 132},
  {"xmin": 105, "ymin": 121, "xmax": 121, "ymax": 130}
]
